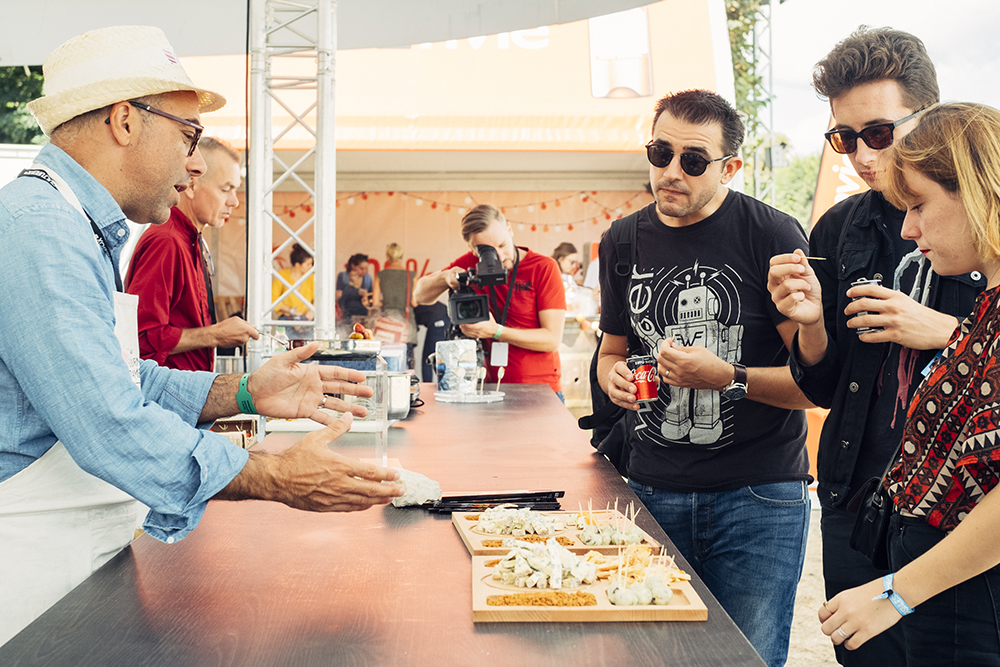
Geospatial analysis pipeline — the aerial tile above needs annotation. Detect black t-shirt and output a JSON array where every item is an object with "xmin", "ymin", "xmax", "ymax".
[
  {"xmin": 599, "ymin": 194, "xmax": 810, "ymax": 492},
  {"xmin": 853, "ymin": 197, "xmax": 940, "ymax": 494}
]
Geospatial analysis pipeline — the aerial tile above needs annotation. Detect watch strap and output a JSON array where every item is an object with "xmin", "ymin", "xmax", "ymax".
[{"xmin": 722, "ymin": 363, "xmax": 748, "ymax": 399}]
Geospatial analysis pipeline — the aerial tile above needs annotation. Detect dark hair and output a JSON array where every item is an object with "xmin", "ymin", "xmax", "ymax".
[
  {"xmin": 813, "ymin": 26, "xmax": 939, "ymax": 111},
  {"xmin": 346, "ymin": 253, "xmax": 369, "ymax": 269},
  {"xmin": 552, "ymin": 242, "xmax": 577, "ymax": 262},
  {"xmin": 460, "ymin": 204, "xmax": 505, "ymax": 243},
  {"xmin": 290, "ymin": 243, "xmax": 312, "ymax": 267},
  {"xmin": 651, "ymin": 89, "xmax": 745, "ymax": 157}
]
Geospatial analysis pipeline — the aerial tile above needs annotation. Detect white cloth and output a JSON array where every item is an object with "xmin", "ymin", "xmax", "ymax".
[{"xmin": 0, "ymin": 166, "xmax": 141, "ymax": 646}]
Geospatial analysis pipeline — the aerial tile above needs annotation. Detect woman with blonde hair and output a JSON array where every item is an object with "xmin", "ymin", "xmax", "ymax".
[
  {"xmin": 819, "ymin": 102, "xmax": 1000, "ymax": 665},
  {"xmin": 373, "ymin": 242, "xmax": 417, "ymax": 364}
]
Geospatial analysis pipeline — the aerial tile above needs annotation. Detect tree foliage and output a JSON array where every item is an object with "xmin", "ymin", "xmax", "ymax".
[
  {"xmin": 726, "ymin": 0, "xmax": 764, "ymax": 142},
  {"xmin": 776, "ymin": 152, "xmax": 820, "ymax": 229},
  {"xmin": 726, "ymin": 0, "xmax": 818, "ymax": 223},
  {"xmin": 0, "ymin": 66, "xmax": 45, "ymax": 145}
]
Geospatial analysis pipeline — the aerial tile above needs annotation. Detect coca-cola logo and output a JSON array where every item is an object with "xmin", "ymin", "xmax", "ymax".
[{"xmin": 633, "ymin": 366, "xmax": 657, "ymax": 383}]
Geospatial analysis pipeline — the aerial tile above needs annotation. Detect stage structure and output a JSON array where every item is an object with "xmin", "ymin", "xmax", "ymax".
[{"xmin": 247, "ymin": 0, "xmax": 337, "ymax": 370}]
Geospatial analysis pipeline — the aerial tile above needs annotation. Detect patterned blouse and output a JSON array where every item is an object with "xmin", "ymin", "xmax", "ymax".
[{"xmin": 886, "ymin": 285, "xmax": 1000, "ymax": 532}]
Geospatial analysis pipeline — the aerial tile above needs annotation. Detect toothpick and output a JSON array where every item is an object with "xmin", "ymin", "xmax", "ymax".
[{"xmin": 804, "ymin": 256, "xmax": 827, "ymax": 261}]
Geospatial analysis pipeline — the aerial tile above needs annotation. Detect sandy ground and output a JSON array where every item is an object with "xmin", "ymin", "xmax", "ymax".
[{"xmin": 787, "ymin": 499, "xmax": 839, "ymax": 667}]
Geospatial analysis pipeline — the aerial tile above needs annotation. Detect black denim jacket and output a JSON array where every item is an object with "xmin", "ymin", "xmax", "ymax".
[{"xmin": 788, "ymin": 190, "xmax": 986, "ymax": 509}]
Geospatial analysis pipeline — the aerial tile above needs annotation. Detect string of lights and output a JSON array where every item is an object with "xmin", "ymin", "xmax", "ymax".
[{"xmin": 275, "ymin": 190, "xmax": 652, "ymax": 230}]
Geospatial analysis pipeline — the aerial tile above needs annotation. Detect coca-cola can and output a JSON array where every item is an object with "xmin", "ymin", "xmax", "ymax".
[{"xmin": 627, "ymin": 355, "xmax": 659, "ymax": 403}]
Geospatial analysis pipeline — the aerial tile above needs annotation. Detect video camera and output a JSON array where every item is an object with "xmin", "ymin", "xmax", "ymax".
[{"xmin": 447, "ymin": 244, "xmax": 508, "ymax": 325}]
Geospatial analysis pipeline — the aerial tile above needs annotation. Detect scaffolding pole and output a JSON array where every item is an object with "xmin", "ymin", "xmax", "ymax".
[
  {"xmin": 247, "ymin": 0, "xmax": 337, "ymax": 371},
  {"xmin": 752, "ymin": 0, "xmax": 775, "ymax": 206}
]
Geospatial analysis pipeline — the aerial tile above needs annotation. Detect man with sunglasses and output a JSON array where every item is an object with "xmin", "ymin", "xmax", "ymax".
[
  {"xmin": 598, "ymin": 89, "xmax": 813, "ymax": 667},
  {"xmin": 767, "ymin": 27, "xmax": 985, "ymax": 666},
  {"xmin": 0, "ymin": 26, "xmax": 402, "ymax": 643},
  {"xmin": 125, "ymin": 137, "xmax": 258, "ymax": 372}
]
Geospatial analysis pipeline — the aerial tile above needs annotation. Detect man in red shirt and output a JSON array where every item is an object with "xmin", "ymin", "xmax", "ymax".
[
  {"xmin": 414, "ymin": 204, "xmax": 566, "ymax": 394},
  {"xmin": 126, "ymin": 137, "xmax": 258, "ymax": 371}
]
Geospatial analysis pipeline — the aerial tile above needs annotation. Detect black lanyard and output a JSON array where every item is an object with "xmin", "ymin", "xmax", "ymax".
[
  {"xmin": 18, "ymin": 168, "xmax": 124, "ymax": 292},
  {"xmin": 489, "ymin": 245, "xmax": 521, "ymax": 328}
]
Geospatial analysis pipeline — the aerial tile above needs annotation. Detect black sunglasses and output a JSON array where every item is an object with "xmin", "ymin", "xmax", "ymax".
[
  {"xmin": 105, "ymin": 101, "xmax": 204, "ymax": 156},
  {"xmin": 645, "ymin": 141, "xmax": 733, "ymax": 177},
  {"xmin": 823, "ymin": 109, "xmax": 925, "ymax": 155}
]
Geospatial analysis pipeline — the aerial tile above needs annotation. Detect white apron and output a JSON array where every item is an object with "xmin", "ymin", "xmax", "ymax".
[{"xmin": 0, "ymin": 166, "xmax": 142, "ymax": 646}]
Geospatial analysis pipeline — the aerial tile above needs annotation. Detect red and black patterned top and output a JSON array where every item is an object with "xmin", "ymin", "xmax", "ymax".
[{"xmin": 886, "ymin": 286, "xmax": 1000, "ymax": 532}]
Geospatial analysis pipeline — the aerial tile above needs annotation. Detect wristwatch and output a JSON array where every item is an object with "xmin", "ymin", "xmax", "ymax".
[{"xmin": 721, "ymin": 363, "xmax": 748, "ymax": 401}]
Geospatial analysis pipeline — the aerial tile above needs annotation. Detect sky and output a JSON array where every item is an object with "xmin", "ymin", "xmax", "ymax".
[{"xmin": 769, "ymin": 0, "xmax": 1000, "ymax": 156}]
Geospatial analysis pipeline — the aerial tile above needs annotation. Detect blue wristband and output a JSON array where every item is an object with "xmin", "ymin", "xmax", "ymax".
[
  {"xmin": 236, "ymin": 373, "xmax": 257, "ymax": 414},
  {"xmin": 873, "ymin": 572, "xmax": 915, "ymax": 616}
]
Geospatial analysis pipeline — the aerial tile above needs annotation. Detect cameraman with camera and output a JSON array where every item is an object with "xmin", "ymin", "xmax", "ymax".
[{"xmin": 414, "ymin": 205, "xmax": 566, "ymax": 396}]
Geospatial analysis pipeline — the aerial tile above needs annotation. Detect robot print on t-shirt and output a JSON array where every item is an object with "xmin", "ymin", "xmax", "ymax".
[{"xmin": 629, "ymin": 260, "xmax": 744, "ymax": 448}]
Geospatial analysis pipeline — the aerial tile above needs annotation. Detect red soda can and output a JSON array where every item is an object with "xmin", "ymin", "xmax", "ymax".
[{"xmin": 627, "ymin": 355, "xmax": 658, "ymax": 403}]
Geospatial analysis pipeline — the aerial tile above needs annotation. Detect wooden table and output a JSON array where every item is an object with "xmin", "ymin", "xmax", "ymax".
[{"xmin": 0, "ymin": 385, "xmax": 764, "ymax": 667}]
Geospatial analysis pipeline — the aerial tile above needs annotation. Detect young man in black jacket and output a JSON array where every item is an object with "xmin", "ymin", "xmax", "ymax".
[{"xmin": 768, "ymin": 27, "xmax": 986, "ymax": 666}]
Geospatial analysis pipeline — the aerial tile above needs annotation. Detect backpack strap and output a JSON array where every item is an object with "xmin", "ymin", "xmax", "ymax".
[{"xmin": 608, "ymin": 212, "xmax": 641, "ymax": 355}]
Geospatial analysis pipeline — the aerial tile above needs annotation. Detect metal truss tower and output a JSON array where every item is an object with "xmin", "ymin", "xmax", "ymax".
[
  {"xmin": 751, "ymin": 0, "xmax": 775, "ymax": 206},
  {"xmin": 246, "ymin": 0, "xmax": 337, "ymax": 371}
]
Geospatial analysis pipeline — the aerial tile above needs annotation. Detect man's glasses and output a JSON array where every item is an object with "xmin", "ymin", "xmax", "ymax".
[
  {"xmin": 645, "ymin": 142, "xmax": 733, "ymax": 177},
  {"xmin": 823, "ymin": 109, "xmax": 925, "ymax": 155},
  {"xmin": 110, "ymin": 101, "xmax": 204, "ymax": 156}
]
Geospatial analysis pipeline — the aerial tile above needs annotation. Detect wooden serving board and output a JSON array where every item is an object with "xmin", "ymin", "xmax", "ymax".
[
  {"xmin": 471, "ymin": 556, "xmax": 708, "ymax": 623},
  {"xmin": 453, "ymin": 510, "xmax": 660, "ymax": 556}
]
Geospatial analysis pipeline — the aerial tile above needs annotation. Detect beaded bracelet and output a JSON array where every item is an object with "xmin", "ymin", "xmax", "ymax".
[{"xmin": 872, "ymin": 572, "xmax": 914, "ymax": 616}]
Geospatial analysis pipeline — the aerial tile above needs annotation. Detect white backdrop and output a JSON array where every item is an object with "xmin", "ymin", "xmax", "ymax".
[{"xmin": 0, "ymin": 0, "xmax": 655, "ymax": 64}]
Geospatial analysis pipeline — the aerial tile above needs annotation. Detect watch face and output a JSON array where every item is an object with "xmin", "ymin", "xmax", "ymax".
[{"xmin": 723, "ymin": 384, "xmax": 746, "ymax": 400}]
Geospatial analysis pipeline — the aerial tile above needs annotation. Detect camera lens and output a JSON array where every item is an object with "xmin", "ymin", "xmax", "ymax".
[{"xmin": 457, "ymin": 301, "xmax": 481, "ymax": 320}]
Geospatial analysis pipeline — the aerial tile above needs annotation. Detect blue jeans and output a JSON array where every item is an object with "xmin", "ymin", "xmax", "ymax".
[
  {"xmin": 890, "ymin": 513, "xmax": 1000, "ymax": 667},
  {"xmin": 629, "ymin": 480, "xmax": 810, "ymax": 667}
]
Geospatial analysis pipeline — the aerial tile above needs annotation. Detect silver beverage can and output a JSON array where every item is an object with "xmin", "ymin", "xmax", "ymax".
[{"xmin": 850, "ymin": 277, "xmax": 883, "ymax": 335}]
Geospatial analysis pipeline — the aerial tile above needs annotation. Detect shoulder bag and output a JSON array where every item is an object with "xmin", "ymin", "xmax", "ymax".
[{"xmin": 847, "ymin": 448, "xmax": 899, "ymax": 570}]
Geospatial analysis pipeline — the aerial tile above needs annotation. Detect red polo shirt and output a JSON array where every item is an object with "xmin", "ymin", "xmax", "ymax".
[{"xmin": 125, "ymin": 207, "xmax": 214, "ymax": 371}]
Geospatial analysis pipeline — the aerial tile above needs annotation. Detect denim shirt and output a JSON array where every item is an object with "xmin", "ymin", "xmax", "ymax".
[
  {"xmin": 0, "ymin": 144, "xmax": 248, "ymax": 542},
  {"xmin": 788, "ymin": 190, "xmax": 985, "ymax": 509}
]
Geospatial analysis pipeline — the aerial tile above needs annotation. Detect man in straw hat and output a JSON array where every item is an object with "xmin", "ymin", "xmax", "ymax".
[{"xmin": 0, "ymin": 25, "xmax": 403, "ymax": 645}]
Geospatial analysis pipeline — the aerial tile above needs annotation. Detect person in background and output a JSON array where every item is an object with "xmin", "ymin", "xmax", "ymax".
[
  {"xmin": 767, "ymin": 27, "xmax": 984, "ymax": 667},
  {"xmin": 337, "ymin": 253, "xmax": 372, "ymax": 326},
  {"xmin": 552, "ymin": 241, "xmax": 582, "ymax": 284},
  {"xmin": 373, "ymin": 242, "xmax": 417, "ymax": 367},
  {"xmin": 414, "ymin": 204, "xmax": 566, "ymax": 396},
  {"xmin": 414, "ymin": 302, "xmax": 451, "ymax": 382},
  {"xmin": 599, "ymin": 89, "xmax": 813, "ymax": 667},
  {"xmin": 819, "ymin": 101, "xmax": 1000, "ymax": 667},
  {"xmin": 272, "ymin": 243, "xmax": 315, "ymax": 339},
  {"xmin": 125, "ymin": 137, "xmax": 258, "ymax": 371},
  {"xmin": 0, "ymin": 25, "xmax": 401, "ymax": 644}
]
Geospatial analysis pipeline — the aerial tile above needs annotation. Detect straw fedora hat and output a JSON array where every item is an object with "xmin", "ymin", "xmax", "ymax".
[{"xmin": 27, "ymin": 25, "xmax": 225, "ymax": 137}]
